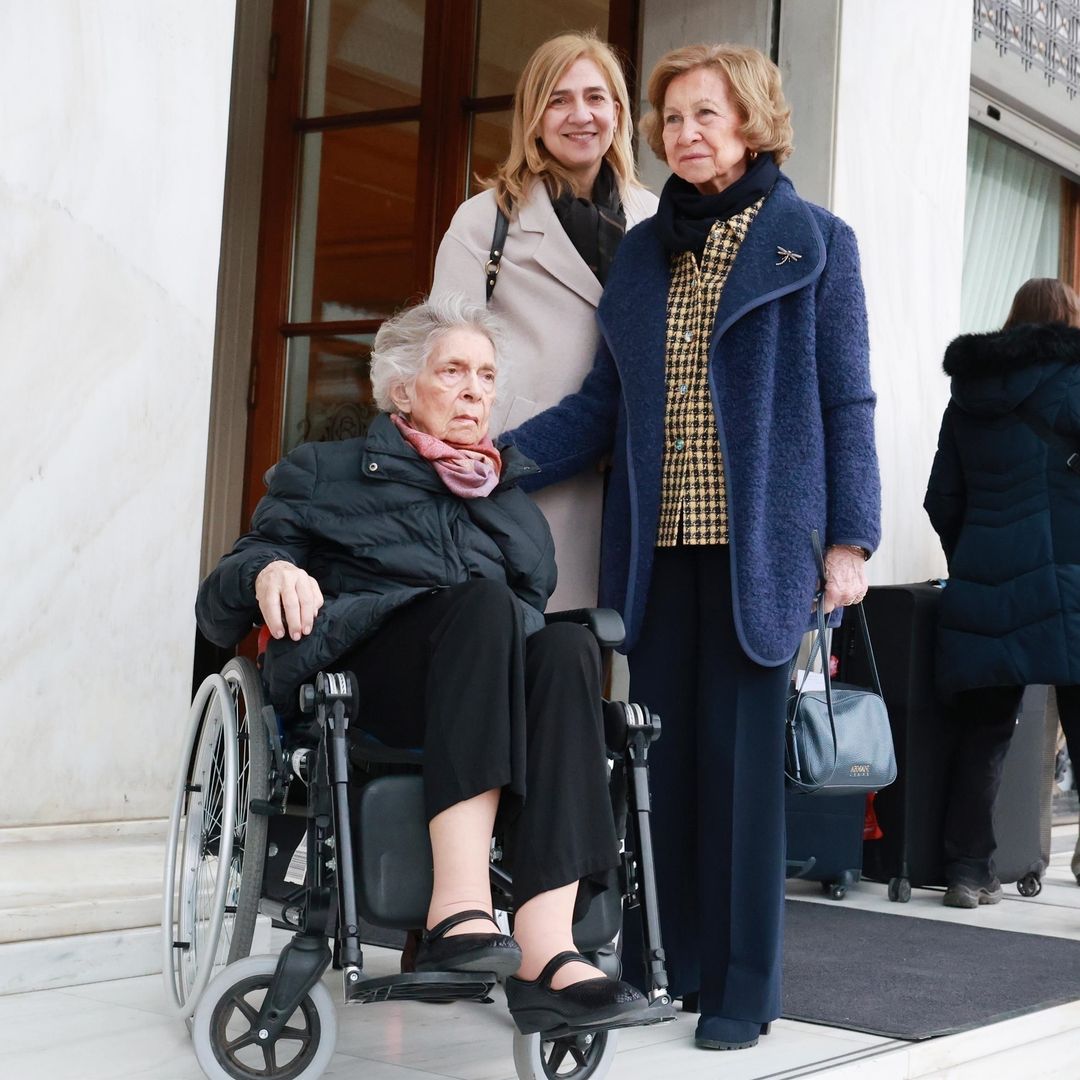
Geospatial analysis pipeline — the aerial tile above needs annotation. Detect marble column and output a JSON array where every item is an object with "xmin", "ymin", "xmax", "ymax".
[{"xmin": 0, "ymin": 1, "xmax": 237, "ymax": 827}]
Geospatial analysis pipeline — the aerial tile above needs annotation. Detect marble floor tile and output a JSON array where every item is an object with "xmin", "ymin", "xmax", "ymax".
[
  {"xmin": 0, "ymin": 988, "xmax": 150, "ymax": 1057},
  {"xmin": 4, "ymin": 826, "xmax": 1079, "ymax": 1080},
  {"xmin": 3, "ymin": 1000, "xmax": 192, "ymax": 1080},
  {"xmin": 58, "ymin": 972, "xmax": 179, "ymax": 1019},
  {"xmin": 609, "ymin": 1021, "xmax": 892, "ymax": 1080}
]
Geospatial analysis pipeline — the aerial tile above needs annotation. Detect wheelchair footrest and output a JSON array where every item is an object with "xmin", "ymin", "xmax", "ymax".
[
  {"xmin": 345, "ymin": 970, "xmax": 497, "ymax": 1005},
  {"xmin": 524, "ymin": 998, "xmax": 677, "ymax": 1040}
]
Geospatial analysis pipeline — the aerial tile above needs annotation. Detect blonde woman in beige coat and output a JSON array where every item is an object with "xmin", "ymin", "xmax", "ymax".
[{"xmin": 431, "ymin": 31, "xmax": 657, "ymax": 611}]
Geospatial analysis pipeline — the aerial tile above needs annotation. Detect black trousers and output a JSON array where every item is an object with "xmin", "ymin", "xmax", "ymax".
[
  {"xmin": 337, "ymin": 579, "xmax": 619, "ymax": 908},
  {"xmin": 621, "ymin": 546, "xmax": 791, "ymax": 1024},
  {"xmin": 944, "ymin": 684, "xmax": 1080, "ymax": 886}
]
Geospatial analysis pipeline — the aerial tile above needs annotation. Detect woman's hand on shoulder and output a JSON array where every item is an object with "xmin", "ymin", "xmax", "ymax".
[
  {"xmin": 255, "ymin": 560, "xmax": 324, "ymax": 641},
  {"xmin": 821, "ymin": 546, "xmax": 868, "ymax": 614}
]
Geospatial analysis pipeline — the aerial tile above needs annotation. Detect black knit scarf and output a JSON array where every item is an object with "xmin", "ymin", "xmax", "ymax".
[
  {"xmin": 550, "ymin": 162, "xmax": 627, "ymax": 285},
  {"xmin": 654, "ymin": 153, "xmax": 779, "ymax": 259}
]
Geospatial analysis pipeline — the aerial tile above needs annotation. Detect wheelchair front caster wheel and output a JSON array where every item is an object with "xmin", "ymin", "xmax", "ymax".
[
  {"xmin": 1017, "ymin": 872, "xmax": 1042, "ymax": 898},
  {"xmin": 512, "ymin": 1028, "xmax": 618, "ymax": 1080},
  {"xmin": 192, "ymin": 955, "xmax": 337, "ymax": 1080},
  {"xmin": 888, "ymin": 877, "xmax": 911, "ymax": 903},
  {"xmin": 822, "ymin": 882, "xmax": 846, "ymax": 901}
]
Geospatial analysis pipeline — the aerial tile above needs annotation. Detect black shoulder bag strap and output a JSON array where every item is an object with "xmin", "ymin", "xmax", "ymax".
[
  {"xmin": 485, "ymin": 207, "xmax": 510, "ymax": 302},
  {"xmin": 1016, "ymin": 402, "xmax": 1080, "ymax": 477}
]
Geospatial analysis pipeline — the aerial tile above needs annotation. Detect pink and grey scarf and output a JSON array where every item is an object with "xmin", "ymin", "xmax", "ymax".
[{"xmin": 390, "ymin": 413, "xmax": 502, "ymax": 498}]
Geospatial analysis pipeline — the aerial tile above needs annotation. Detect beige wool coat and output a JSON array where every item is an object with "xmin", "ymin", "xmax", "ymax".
[{"xmin": 430, "ymin": 180, "xmax": 658, "ymax": 610}]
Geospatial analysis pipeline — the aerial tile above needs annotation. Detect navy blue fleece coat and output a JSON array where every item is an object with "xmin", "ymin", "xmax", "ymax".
[
  {"xmin": 507, "ymin": 175, "xmax": 881, "ymax": 664},
  {"xmin": 925, "ymin": 322, "xmax": 1080, "ymax": 695}
]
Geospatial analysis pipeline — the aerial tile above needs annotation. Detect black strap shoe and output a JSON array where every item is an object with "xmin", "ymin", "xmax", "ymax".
[
  {"xmin": 414, "ymin": 909, "xmax": 522, "ymax": 978},
  {"xmin": 505, "ymin": 950, "xmax": 653, "ymax": 1037}
]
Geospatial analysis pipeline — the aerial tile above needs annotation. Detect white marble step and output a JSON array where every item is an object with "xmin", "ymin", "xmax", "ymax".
[
  {"xmin": 0, "ymin": 926, "xmax": 162, "ymax": 996},
  {"xmin": 0, "ymin": 820, "xmax": 169, "ymax": 994},
  {"xmin": 0, "ymin": 820, "xmax": 168, "ymax": 943}
]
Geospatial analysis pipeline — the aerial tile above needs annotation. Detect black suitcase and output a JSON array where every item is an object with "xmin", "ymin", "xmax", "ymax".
[
  {"xmin": 836, "ymin": 582, "xmax": 1054, "ymax": 901},
  {"xmin": 785, "ymin": 789, "xmax": 865, "ymax": 900},
  {"xmin": 992, "ymin": 684, "xmax": 1055, "ymax": 894}
]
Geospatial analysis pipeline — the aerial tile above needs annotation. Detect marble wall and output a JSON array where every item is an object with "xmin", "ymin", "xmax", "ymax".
[
  {"xmin": 0, "ymin": 3, "xmax": 237, "ymax": 826},
  {"xmin": 780, "ymin": 0, "xmax": 971, "ymax": 585},
  {"xmin": 828, "ymin": 0, "xmax": 972, "ymax": 586},
  {"xmin": 638, "ymin": 0, "xmax": 774, "ymax": 193}
]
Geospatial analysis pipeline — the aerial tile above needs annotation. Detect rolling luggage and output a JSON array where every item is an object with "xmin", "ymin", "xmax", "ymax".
[
  {"xmin": 784, "ymin": 790, "xmax": 865, "ymax": 900},
  {"xmin": 992, "ymin": 684, "xmax": 1056, "ymax": 894},
  {"xmin": 835, "ymin": 582, "xmax": 1055, "ymax": 901}
]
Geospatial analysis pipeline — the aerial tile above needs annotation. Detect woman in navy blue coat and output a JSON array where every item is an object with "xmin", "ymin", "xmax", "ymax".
[
  {"xmin": 507, "ymin": 44, "xmax": 881, "ymax": 1050},
  {"xmin": 926, "ymin": 278, "xmax": 1080, "ymax": 903}
]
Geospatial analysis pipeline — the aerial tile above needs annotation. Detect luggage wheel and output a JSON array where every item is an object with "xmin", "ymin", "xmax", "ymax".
[
  {"xmin": 1016, "ymin": 872, "xmax": 1042, "ymax": 898},
  {"xmin": 887, "ymin": 877, "xmax": 911, "ymax": 903}
]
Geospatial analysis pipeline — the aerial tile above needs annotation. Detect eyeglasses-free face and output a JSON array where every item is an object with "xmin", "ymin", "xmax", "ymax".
[
  {"xmin": 662, "ymin": 67, "xmax": 752, "ymax": 195},
  {"xmin": 538, "ymin": 57, "xmax": 620, "ymax": 194}
]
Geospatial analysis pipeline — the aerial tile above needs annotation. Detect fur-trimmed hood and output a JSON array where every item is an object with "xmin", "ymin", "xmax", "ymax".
[{"xmin": 943, "ymin": 322, "xmax": 1080, "ymax": 417}]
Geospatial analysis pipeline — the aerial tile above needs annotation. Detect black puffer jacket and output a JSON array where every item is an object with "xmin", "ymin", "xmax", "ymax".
[
  {"xmin": 925, "ymin": 322, "xmax": 1080, "ymax": 695},
  {"xmin": 197, "ymin": 413, "xmax": 556, "ymax": 709}
]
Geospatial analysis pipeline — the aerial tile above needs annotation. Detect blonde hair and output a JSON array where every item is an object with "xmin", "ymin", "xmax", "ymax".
[
  {"xmin": 639, "ymin": 43, "xmax": 793, "ymax": 165},
  {"xmin": 1003, "ymin": 278, "xmax": 1080, "ymax": 330},
  {"xmin": 488, "ymin": 31, "xmax": 639, "ymax": 216}
]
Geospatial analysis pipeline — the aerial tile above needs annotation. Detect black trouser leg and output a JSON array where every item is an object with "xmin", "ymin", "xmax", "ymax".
[
  {"xmin": 622, "ymin": 549, "xmax": 700, "ymax": 998},
  {"xmin": 340, "ymin": 579, "xmax": 618, "ymax": 908},
  {"xmin": 623, "ymin": 546, "xmax": 789, "ymax": 1024},
  {"xmin": 1056, "ymin": 686, "xmax": 1080, "ymax": 781},
  {"xmin": 341, "ymin": 579, "xmax": 524, "ymax": 820},
  {"xmin": 694, "ymin": 547, "xmax": 788, "ymax": 1023},
  {"xmin": 513, "ymin": 622, "xmax": 618, "ymax": 907},
  {"xmin": 943, "ymin": 685, "xmax": 1024, "ymax": 886}
]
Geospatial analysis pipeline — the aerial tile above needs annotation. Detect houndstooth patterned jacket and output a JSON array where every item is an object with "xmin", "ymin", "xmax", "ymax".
[{"xmin": 657, "ymin": 200, "xmax": 762, "ymax": 546}]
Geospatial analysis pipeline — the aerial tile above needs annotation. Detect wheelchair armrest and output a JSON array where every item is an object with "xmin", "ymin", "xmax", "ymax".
[{"xmin": 544, "ymin": 607, "xmax": 626, "ymax": 648}]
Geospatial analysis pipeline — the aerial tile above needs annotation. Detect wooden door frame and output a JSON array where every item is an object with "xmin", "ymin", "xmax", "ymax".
[
  {"xmin": 239, "ymin": 0, "xmax": 642, "ymax": 528},
  {"xmin": 1063, "ymin": 176, "xmax": 1080, "ymax": 295}
]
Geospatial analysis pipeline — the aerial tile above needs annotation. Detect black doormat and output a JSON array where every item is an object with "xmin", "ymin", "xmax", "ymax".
[{"xmin": 783, "ymin": 899, "xmax": 1080, "ymax": 1039}]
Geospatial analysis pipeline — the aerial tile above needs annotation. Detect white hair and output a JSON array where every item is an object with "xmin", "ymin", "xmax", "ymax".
[{"xmin": 369, "ymin": 293, "xmax": 508, "ymax": 413}]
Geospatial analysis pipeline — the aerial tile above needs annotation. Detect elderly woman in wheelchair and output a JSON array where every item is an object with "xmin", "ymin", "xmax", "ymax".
[{"xmin": 184, "ymin": 294, "xmax": 671, "ymax": 1077}]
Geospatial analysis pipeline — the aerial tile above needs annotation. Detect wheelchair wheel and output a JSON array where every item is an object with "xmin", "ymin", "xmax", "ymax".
[
  {"xmin": 192, "ymin": 954, "xmax": 336, "ymax": 1080},
  {"xmin": 218, "ymin": 659, "xmax": 271, "ymax": 960},
  {"xmin": 163, "ymin": 658, "xmax": 271, "ymax": 1018},
  {"xmin": 512, "ymin": 1029, "xmax": 618, "ymax": 1080}
]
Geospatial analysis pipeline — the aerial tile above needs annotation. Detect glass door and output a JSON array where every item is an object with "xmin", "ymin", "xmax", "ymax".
[{"xmin": 244, "ymin": 0, "xmax": 636, "ymax": 521}]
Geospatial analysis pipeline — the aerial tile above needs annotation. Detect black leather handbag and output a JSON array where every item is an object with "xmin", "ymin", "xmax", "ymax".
[{"xmin": 785, "ymin": 534, "xmax": 897, "ymax": 796}]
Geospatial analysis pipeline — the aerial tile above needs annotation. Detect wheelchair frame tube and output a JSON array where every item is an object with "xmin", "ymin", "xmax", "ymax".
[
  {"xmin": 626, "ymin": 708, "xmax": 670, "ymax": 1003},
  {"xmin": 325, "ymin": 698, "xmax": 364, "ymax": 981},
  {"xmin": 250, "ymin": 681, "xmax": 364, "ymax": 1043}
]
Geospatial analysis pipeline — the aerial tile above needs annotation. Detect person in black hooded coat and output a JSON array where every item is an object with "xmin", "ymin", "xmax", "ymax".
[{"xmin": 925, "ymin": 278, "xmax": 1080, "ymax": 904}]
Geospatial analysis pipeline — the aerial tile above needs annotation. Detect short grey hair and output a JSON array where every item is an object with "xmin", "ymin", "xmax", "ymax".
[{"xmin": 369, "ymin": 293, "xmax": 507, "ymax": 413}]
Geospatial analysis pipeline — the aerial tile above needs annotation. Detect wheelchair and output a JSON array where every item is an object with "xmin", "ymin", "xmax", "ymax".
[{"xmin": 163, "ymin": 609, "xmax": 674, "ymax": 1080}]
